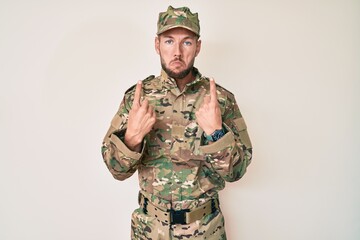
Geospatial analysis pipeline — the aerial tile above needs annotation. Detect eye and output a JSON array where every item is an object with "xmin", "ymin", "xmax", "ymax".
[
  {"xmin": 184, "ymin": 41, "xmax": 192, "ymax": 46},
  {"xmin": 164, "ymin": 39, "xmax": 174, "ymax": 44}
]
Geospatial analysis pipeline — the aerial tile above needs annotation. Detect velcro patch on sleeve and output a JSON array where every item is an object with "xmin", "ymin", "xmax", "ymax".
[{"xmin": 233, "ymin": 118, "xmax": 252, "ymax": 148}]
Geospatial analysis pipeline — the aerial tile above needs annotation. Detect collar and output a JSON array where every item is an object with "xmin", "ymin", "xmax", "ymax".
[{"xmin": 160, "ymin": 67, "xmax": 205, "ymax": 91}]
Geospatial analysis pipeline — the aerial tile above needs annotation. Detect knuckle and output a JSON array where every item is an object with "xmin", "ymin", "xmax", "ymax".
[{"xmin": 138, "ymin": 108, "xmax": 146, "ymax": 114}]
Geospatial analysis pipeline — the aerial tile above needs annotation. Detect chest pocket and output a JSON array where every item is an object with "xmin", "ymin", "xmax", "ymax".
[
  {"xmin": 143, "ymin": 129, "xmax": 167, "ymax": 163},
  {"xmin": 170, "ymin": 122, "xmax": 205, "ymax": 162},
  {"xmin": 143, "ymin": 121, "xmax": 171, "ymax": 163}
]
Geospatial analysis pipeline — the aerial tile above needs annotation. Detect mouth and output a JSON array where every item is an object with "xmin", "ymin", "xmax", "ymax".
[{"xmin": 170, "ymin": 59, "xmax": 184, "ymax": 66}]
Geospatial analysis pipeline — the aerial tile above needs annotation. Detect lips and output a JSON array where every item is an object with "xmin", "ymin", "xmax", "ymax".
[{"xmin": 170, "ymin": 59, "xmax": 184, "ymax": 66}]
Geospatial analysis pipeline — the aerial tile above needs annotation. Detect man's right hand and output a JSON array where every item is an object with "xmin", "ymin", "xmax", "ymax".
[{"xmin": 124, "ymin": 81, "xmax": 156, "ymax": 152}]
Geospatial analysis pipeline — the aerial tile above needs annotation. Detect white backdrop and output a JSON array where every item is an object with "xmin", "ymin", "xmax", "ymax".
[{"xmin": 1, "ymin": 0, "xmax": 359, "ymax": 239}]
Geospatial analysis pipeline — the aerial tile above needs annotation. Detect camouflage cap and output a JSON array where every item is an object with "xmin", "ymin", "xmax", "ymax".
[{"xmin": 157, "ymin": 6, "xmax": 200, "ymax": 37}]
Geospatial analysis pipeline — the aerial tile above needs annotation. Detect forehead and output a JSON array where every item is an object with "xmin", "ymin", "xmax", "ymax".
[{"xmin": 159, "ymin": 27, "xmax": 198, "ymax": 39}]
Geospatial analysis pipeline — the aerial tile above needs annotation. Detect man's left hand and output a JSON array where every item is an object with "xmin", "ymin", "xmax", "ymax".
[{"xmin": 195, "ymin": 78, "xmax": 223, "ymax": 135}]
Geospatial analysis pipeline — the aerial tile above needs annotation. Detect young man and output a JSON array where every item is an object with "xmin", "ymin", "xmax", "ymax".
[{"xmin": 101, "ymin": 6, "xmax": 252, "ymax": 239}]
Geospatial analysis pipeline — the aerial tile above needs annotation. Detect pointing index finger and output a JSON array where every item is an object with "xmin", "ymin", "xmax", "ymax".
[
  {"xmin": 209, "ymin": 78, "xmax": 218, "ymax": 104},
  {"xmin": 133, "ymin": 81, "xmax": 142, "ymax": 107}
]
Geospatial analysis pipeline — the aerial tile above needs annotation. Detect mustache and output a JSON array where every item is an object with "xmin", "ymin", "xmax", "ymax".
[{"xmin": 170, "ymin": 58, "xmax": 184, "ymax": 64}]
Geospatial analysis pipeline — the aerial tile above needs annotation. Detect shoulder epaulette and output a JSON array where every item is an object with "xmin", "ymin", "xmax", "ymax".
[
  {"xmin": 143, "ymin": 75, "xmax": 155, "ymax": 83},
  {"xmin": 124, "ymin": 84, "xmax": 136, "ymax": 95},
  {"xmin": 124, "ymin": 75, "xmax": 155, "ymax": 94},
  {"xmin": 202, "ymin": 76, "xmax": 235, "ymax": 96},
  {"xmin": 217, "ymin": 83, "xmax": 235, "ymax": 96}
]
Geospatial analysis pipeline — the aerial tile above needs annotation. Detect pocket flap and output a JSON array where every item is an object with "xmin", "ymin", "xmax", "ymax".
[
  {"xmin": 111, "ymin": 114, "xmax": 125, "ymax": 129},
  {"xmin": 233, "ymin": 117, "xmax": 247, "ymax": 131},
  {"xmin": 233, "ymin": 117, "xmax": 252, "ymax": 148}
]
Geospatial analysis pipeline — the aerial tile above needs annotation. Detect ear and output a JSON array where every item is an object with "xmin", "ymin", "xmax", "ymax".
[
  {"xmin": 195, "ymin": 39, "xmax": 201, "ymax": 57},
  {"xmin": 155, "ymin": 36, "xmax": 160, "ymax": 55}
]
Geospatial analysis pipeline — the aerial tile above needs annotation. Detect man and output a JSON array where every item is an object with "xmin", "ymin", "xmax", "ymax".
[{"xmin": 101, "ymin": 6, "xmax": 252, "ymax": 240}]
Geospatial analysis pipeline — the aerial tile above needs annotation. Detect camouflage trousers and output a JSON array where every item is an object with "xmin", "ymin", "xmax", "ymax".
[{"xmin": 130, "ymin": 197, "xmax": 227, "ymax": 240}]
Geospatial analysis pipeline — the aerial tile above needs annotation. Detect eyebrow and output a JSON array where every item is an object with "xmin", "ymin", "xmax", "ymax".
[{"xmin": 161, "ymin": 35, "xmax": 196, "ymax": 40}]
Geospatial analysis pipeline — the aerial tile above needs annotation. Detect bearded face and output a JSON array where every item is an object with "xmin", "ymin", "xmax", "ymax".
[{"xmin": 155, "ymin": 27, "xmax": 201, "ymax": 80}]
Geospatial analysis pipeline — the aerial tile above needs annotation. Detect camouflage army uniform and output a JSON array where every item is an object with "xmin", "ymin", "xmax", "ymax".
[{"xmin": 102, "ymin": 68, "xmax": 252, "ymax": 239}]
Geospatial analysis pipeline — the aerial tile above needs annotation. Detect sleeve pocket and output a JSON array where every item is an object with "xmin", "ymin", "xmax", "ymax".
[
  {"xmin": 111, "ymin": 114, "xmax": 127, "ymax": 130},
  {"xmin": 233, "ymin": 117, "xmax": 252, "ymax": 148}
]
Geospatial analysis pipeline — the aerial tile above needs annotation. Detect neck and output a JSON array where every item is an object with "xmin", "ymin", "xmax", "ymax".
[{"xmin": 175, "ymin": 70, "xmax": 195, "ymax": 92}]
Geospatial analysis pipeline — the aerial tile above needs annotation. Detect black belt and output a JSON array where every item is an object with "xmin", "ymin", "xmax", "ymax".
[{"xmin": 138, "ymin": 193, "xmax": 220, "ymax": 225}]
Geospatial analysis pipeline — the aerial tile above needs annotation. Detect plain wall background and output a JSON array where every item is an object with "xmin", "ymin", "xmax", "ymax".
[{"xmin": 1, "ymin": 0, "xmax": 359, "ymax": 239}]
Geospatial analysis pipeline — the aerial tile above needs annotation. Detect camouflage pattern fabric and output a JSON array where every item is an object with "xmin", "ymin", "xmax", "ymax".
[
  {"xmin": 101, "ymin": 67, "xmax": 252, "ymax": 239},
  {"xmin": 157, "ymin": 6, "xmax": 200, "ymax": 37},
  {"xmin": 131, "ymin": 204, "xmax": 226, "ymax": 240}
]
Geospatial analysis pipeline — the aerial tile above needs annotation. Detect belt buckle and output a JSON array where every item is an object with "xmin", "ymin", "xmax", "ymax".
[{"xmin": 169, "ymin": 209, "xmax": 190, "ymax": 225}]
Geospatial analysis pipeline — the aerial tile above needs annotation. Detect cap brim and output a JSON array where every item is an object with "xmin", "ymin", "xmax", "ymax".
[{"xmin": 157, "ymin": 25, "xmax": 200, "ymax": 37}]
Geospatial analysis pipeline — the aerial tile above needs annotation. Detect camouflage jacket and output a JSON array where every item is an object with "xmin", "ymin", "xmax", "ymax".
[{"xmin": 101, "ymin": 68, "xmax": 252, "ymax": 202}]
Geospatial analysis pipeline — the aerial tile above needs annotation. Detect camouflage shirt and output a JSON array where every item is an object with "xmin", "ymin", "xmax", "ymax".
[{"xmin": 101, "ymin": 68, "xmax": 252, "ymax": 202}]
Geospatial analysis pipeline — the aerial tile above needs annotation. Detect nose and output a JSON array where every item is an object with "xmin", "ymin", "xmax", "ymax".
[{"xmin": 174, "ymin": 42, "xmax": 182, "ymax": 58}]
